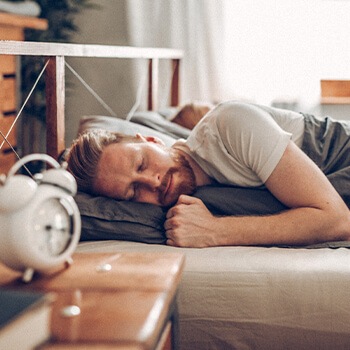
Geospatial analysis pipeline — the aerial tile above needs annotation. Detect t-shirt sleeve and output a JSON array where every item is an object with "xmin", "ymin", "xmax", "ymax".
[{"xmin": 215, "ymin": 102, "xmax": 292, "ymax": 183}]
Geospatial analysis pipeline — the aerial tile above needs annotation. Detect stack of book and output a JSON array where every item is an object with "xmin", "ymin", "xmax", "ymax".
[{"xmin": 0, "ymin": 288, "xmax": 52, "ymax": 349}]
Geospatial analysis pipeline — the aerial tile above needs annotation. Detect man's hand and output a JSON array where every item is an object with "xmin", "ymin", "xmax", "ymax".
[{"xmin": 165, "ymin": 195, "xmax": 219, "ymax": 247}]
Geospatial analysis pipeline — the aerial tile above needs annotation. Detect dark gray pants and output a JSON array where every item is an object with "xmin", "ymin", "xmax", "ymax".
[{"xmin": 301, "ymin": 114, "xmax": 350, "ymax": 207}]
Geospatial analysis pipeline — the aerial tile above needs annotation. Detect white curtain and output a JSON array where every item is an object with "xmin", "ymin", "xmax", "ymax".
[
  {"xmin": 126, "ymin": 0, "xmax": 350, "ymax": 111},
  {"xmin": 222, "ymin": 0, "xmax": 350, "ymax": 110},
  {"xmin": 126, "ymin": 0, "xmax": 226, "ymax": 107}
]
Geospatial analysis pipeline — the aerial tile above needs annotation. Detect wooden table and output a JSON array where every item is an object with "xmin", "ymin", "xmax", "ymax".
[{"xmin": 0, "ymin": 252, "xmax": 185, "ymax": 350}]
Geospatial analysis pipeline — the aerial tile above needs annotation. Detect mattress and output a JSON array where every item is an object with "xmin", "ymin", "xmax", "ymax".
[{"xmin": 76, "ymin": 240, "xmax": 350, "ymax": 350}]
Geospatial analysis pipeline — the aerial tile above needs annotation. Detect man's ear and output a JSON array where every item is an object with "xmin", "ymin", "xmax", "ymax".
[{"xmin": 136, "ymin": 133, "xmax": 165, "ymax": 145}]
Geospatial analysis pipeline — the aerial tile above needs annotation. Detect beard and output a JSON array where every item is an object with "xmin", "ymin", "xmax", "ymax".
[{"xmin": 158, "ymin": 149, "xmax": 197, "ymax": 207}]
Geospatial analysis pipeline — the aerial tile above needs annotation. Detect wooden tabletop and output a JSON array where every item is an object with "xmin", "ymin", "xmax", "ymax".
[{"xmin": 0, "ymin": 252, "xmax": 185, "ymax": 350}]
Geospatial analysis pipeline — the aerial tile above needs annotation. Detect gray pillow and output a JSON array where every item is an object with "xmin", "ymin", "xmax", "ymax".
[
  {"xmin": 76, "ymin": 185, "xmax": 287, "ymax": 244},
  {"xmin": 78, "ymin": 114, "xmax": 185, "ymax": 147},
  {"xmin": 131, "ymin": 110, "xmax": 191, "ymax": 139},
  {"xmin": 76, "ymin": 191, "xmax": 167, "ymax": 243},
  {"xmin": 75, "ymin": 185, "xmax": 350, "ymax": 249}
]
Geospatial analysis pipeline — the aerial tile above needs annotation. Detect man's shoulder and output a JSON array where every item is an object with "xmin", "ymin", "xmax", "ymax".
[
  {"xmin": 189, "ymin": 101, "xmax": 279, "ymax": 143},
  {"xmin": 210, "ymin": 101, "xmax": 268, "ymax": 130}
]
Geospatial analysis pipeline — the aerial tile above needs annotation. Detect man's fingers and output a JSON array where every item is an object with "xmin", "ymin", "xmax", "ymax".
[
  {"xmin": 166, "ymin": 238, "xmax": 176, "ymax": 247},
  {"xmin": 166, "ymin": 195, "xmax": 202, "ymax": 219},
  {"xmin": 164, "ymin": 218, "xmax": 172, "ymax": 230},
  {"xmin": 176, "ymin": 194, "xmax": 200, "ymax": 205}
]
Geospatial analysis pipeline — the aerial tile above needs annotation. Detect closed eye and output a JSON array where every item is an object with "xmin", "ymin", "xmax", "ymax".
[
  {"xmin": 131, "ymin": 183, "xmax": 139, "ymax": 201},
  {"xmin": 138, "ymin": 156, "xmax": 146, "ymax": 172}
]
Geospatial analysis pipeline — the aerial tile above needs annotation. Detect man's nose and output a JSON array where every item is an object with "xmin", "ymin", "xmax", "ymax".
[{"xmin": 138, "ymin": 171, "xmax": 161, "ymax": 189}]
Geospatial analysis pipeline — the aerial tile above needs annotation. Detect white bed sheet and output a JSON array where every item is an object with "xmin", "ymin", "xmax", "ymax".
[{"xmin": 77, "ymin": 241, "xmax": 350, "ymax": 350}]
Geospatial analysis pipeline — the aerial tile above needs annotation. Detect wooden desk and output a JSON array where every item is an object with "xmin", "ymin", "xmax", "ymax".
[{"xmin": 0, "ymin": 252, "xmax": 185, "ymax": 350}]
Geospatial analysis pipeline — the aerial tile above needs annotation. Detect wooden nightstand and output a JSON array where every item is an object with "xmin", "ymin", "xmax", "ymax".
[
  {"xmin": 0, "ymin": 12, "xmax": 47, "ymax": 174},
  {"xmin": 0, "ymin": 252, "xmax": 185, "ymax": 350}
]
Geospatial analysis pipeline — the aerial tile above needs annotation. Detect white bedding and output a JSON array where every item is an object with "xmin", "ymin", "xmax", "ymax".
[{"xmin": 77, "ymin": 240, "xmax": 350, "ymax": 350}]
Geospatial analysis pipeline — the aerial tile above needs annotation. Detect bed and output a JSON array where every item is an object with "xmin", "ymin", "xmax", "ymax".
[{"xmin": 2, "ymin": 40, "xmax": 350, "ymax": 350}]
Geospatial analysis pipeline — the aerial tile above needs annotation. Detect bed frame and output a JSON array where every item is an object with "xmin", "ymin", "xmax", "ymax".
[{"xmin": 0, "ymin": 40, "xmax": 183, "ymax": 159}]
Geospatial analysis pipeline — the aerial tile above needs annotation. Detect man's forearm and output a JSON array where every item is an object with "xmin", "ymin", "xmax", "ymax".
[
  {"xmin": 211, "ymin": 207, "xmax": 349, "ymax": 246},
  {"xmin": 165, "ymin": 195, "xmax": 350, "ymax": 248}
]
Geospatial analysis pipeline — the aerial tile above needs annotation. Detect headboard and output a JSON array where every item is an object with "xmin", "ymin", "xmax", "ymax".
[{"xmin": 0, "ymin": 40, "xmax": 183, "ymax": 159}]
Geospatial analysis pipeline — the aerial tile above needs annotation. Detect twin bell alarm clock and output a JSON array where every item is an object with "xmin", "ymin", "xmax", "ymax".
[{"xmin": 0, "ymin": 154, "xmax": 81, "ymax": 282}]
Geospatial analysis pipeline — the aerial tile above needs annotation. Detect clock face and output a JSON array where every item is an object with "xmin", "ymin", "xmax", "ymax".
[{"xmin": 32, "ymin": 197, "xmax": 73, "ymax": 257}]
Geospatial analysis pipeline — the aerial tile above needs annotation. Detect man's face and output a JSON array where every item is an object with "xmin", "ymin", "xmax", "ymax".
[{"xmin": 93, "ymin": 138, "xmax": 196, "ymax": 207}]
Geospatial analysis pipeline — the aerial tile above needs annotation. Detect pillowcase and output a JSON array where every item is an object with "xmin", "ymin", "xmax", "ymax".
[
  {"xmin": 75, "ymin": 185, "xmax": 350, "ymax": 248},
  {"xmin": 78, "ymin": 112, "xmax": 190, "ymax": 146},
  {"xmin": 131, "ymin": 110, "xmax": 191, "ymax": 139},
  {"xmin": 76, "ymin": 191, "xmax": 167, "ymax": 244},
  {"xmin": 76, "ymin": 185, "xmax": 287, "ymax": 244}
]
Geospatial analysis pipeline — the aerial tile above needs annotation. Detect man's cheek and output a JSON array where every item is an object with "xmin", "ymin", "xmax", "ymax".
[{"xmin": 138, "ymin": 192, "xmax": 161, "ymax": 206}]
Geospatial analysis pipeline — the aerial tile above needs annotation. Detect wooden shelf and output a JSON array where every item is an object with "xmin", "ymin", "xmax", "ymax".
[
  {"xmin": 0, "ymin": 13, "xmax": 47, "ymax": 174},
  {"xmin": 321, "ymin": 80, "xmax": 350, "ymax": 105},
  {"xmin": 320, "ymin": 97, "xmax": 350, "ymax": 105},
  {"xmin": 0, "ymin": 12, "xmax": 48, "ymax": 30}
]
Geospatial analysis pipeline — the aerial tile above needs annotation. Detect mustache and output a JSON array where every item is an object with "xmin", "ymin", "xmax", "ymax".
[
  {"xmin": 158, "ymin": 167, "xmax": 176, "ymax": 204},
  {"xmin": 157, "ymin": 151, "xmax": 197, "ymax": 207}
]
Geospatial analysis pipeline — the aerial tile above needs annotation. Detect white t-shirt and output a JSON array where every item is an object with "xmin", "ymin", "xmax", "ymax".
[{"xmin": 173, "ymin": 101, "xmax": 305, "ymax": 187}]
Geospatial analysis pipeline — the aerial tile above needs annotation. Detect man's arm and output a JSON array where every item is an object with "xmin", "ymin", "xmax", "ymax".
[{"xmin": 164, "ymin": 141, "xmax": 350, "ymax": 247}]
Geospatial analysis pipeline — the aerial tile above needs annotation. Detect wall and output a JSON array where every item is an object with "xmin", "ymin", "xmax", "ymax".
[
  {"xmin": 65, "ymin": 0, "xmax": 133, "ymax": 145},
  {"xmin": 221, "ymin": 0, "xmax": 350, "ymax": 113}
]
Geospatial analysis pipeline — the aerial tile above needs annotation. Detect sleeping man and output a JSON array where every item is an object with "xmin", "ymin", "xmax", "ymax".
[{"xmin": 66, "ymin": 101, "xmax": 350, "ymax": 247}]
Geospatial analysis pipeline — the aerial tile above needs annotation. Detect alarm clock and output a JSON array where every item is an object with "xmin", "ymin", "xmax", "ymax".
[{"xmin": 0, "ymin": 154, "xmax": 81, "ymax": 282}]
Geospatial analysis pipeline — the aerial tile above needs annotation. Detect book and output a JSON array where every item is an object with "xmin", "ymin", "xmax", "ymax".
[{"xmin": 0, "ymin": 288, "xmax": 52, "ymax": 350}]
